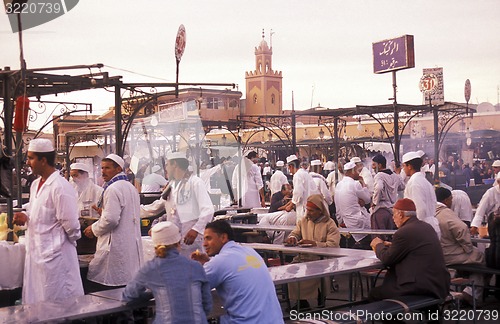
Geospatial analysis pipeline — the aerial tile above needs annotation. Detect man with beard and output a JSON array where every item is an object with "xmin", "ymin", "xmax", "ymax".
[{"xmin": 70, "ymin": 162, "xmax": 103, "ymax": 219}]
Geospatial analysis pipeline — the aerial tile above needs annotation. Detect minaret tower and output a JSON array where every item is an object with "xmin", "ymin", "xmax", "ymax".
[{"xmin": 245, "ymin": 29, "xmax": 283, "ymax": 116}]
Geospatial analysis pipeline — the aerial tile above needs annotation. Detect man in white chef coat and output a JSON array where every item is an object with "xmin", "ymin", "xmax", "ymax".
[
  {"xmin": 13, "ymin": 139, "xmax": 84, "ymax": 304},
  {"xmin": 269, "ymin": 160, "xmax": 288, "ymax": 197},
  {"xmin": 286, "ymin": 155, "xmax": 319, "ymax": 221},
  {"xmin": 165, "ymin": 151, "xmax": 214, "ymax": 256},
  {"xmin": 402, "ymin": 151, "xmax": 441, "ymax": 238},
  {"xmin": 232, "ymin": 151, "xmax": 265, "ymax": 208},
  {"xmin": 83, "ymin": 154, "xmax": 143, "ymax": 291}
]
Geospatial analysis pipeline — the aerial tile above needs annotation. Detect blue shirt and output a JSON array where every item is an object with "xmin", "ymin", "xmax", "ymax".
[
  {"xmin": 204, "ymin": 241, "xmax": 284, "ymax": 324},
  {"xmin": 122, "ymin": 249, "xmax": 212, "ymax": 324}
]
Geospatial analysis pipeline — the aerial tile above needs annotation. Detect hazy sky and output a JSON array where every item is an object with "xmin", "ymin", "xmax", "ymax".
[{"xmin": 1, "ymin": 0, "xmax": 500, "ymax": 130}]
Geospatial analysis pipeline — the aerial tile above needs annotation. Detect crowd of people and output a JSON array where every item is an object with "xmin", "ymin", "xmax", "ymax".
[{"xmin": 10, "ymin": 137, "xmax": 500, "ymax": 322}]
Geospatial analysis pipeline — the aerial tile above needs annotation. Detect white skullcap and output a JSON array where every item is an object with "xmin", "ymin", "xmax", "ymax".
[
  {"xmin": 28, "ymin": 139, "xmax": 54, "ymax": 153},
  {"xmin": 167, "ymin": 151, "xmax": 187, "ymax": 161},
  {"xmin": 276, "ymin": 161, "xmax": 284, "ymax": 167},
  {"xmin": 344, "ymin": 161, "xmax": 356, "ymax": 171},
  {"xmin": 416, "ymin": 150, "xmax": 426, "ymax": 158},
  {"xmin": 151, "ymin": 221, "xmax": 181, "ymax": 246},
  {"xmin": 70, "ymin": 163, "xmax": 91, "ymax": 174},
  {"xmin": 350, "ymin": 157, "xmax": 362, "ymax": 163},
  {"xmin": 310, "ymin": 159, "xmax": 322, "ymax": 166},
  {"xmin": 286, "ymin": 155, "xmax": 299, "ymax": 164},
  {"xmin": 104, "ymin": 154, "xmax": 125, "ymax": 169},
  {"xmin": 492, "ymin": 160, "xmax": 500, "ymax": 167},
  {"xmin": 152, "ymin": 165, "xmax": 161, "ymax": 173},
  {"xmin": 402, "ymin": 151, "xmax": 421, "ymax": 163}
]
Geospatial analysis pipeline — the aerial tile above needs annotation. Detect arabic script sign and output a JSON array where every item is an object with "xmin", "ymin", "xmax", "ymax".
[
  {"xmin": 422, "ymin": 67, "xmax": 445, "ymax": 106},
  {"xmin": 372, "ymin": 35, "xmax": 415, "ymax": 74}
]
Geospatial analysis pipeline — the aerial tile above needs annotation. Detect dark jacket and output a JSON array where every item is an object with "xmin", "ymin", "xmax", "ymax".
[{"xmin": 370, "ymin": 216, "xmax": 450, "ymax": 300}]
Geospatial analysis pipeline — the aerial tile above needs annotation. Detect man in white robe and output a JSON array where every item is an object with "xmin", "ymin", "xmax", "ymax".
[
  {"xmin": 402, "ymin": 151, "xmax": 441, "ymax": 238},
  {"xmin": 310, "ymin": 160, "xmax": 333, "ymax": 206},
  {"xmin": 70, "ymin": 162, "xmax": 103, "ymax": 219},
  {"xmin": 351, "ymin": 157, "xmax": 374, "ymax": 194},
  {"xmin": 165, "ymin": 151, "xmax": 214, "ymax": 256},
  {"xmin": 14, "ymin": 139, "xmax": 83, "ymax": 304},
  {"xmin": 232, "ymin": 151, "xmax": 265, "ymax": 208},
  {"xmin": 286, "ymin": 155, "xmax": 319, "ymax": 221},
  {"xmin": 470, "ymin": 172, "xmax": 500, "ymax": 236},
  {"xmin": 334, "ymin": 161, "xmax": 372, "ymax": 249},
  {"xmin": 84, "ymin": 154, "xmax": 143, "ymax": 290},
  {"xmin": 269, "ymin": 160, "xmax": 288, "ymax": 196}
]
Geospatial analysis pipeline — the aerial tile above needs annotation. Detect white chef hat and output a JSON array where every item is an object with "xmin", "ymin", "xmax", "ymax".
[
  {"xmin": 402, "ymin": 151, "xmax": 421, "ymax": 163},
  {"xmin": 151, "ymin": 221, "xmax": 181, "ymax": 246},
  {"xmin": 343, "ymin": 161, "xmax": 356, "ymax": 171},
  {"xmin": 310, "ymin": 160, "xmax": 322, "ymax": 166},
  {"xmin": 416, "ymin": 150, "xmax": 426, "ymax": 158},
  {"xmin": 167, "ymin": 151, "xmax": 187, "ymax": 161},
  {"xmin": 28, "ymin": 139, "xmax": 54, "ymax": 152},
  {"xmin": 70, "ymin": 163, "xmax": 91, "ymax": 174},
  {"xmin": 286, "ymin": 155, "xmax": 299, "ymax": 164},
  {"xmin": 350, "ymin": 157, "xmax": 362, "ymax": 163},
  {"xmin": 104, "ymin": 154, "xmax": 125, "ymax": 169}
]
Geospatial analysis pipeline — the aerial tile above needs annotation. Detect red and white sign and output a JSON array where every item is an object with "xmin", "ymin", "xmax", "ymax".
[
  {"xmin": 175, "ymin": 24, "xmax": 186, "ymax": 62},
  {"xmin": 419, "ymin": 74, "xmax": 438, "ymax": 93}
]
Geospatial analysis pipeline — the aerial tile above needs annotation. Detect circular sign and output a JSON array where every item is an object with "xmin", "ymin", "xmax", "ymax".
[
  {"xmin": 464, "ymin": 79, "xmax": 471, "ymax": 103},
  {"xmin": 175, "ymin": 24, "xmax": 186, "ymax": 62},
  {"xmin": 419, "ymin": 74, "xmax": 438, "ymax": 93}
]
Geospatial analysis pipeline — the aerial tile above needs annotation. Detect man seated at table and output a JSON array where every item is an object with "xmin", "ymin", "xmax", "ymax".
[
  {"xmin": 191, "ymin": 220, "xmax": 284, "ymax": 324},
  {"xmin": 122, "ymin": 221, "xmax": 212, "ymax": 323},
  {"xmin": 269, "ymin": 183, "xmax": 293, "ymax": 213},
  {"xmin": 285, "ymin": 194, "xmax": 341, "ymax": 309},
  {"xmin": 369, "ymin": 198, "xmax": 450, "ymax": 301},
  {"xmin": 259, "ymin": 183, "xmax": 296, "ymax": 244},
  {"xmin": 435, "ymin": 187, "xmax": 485, "ymax": 305}
]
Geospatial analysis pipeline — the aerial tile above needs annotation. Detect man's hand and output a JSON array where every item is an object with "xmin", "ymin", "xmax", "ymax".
[
  {"xmin": 261, "ymin": 200, "xmax": 266, "ymax": 207},
  {"xmin": 83, "ymin": 225, "xmax": 95, "ymax": 239},
  {"xmin": 190, "ymin": 250, "xmax": 210, "ymax": 265},
  {"xmin": 91, "ymin": 205, "xmax": 102, "ymax": 216},
  {"xmin": 13, "ymin": 212, "xmax": 28, "ymax": 226},
  {"xmin": 285, "ymin": 201, "xmax": 295, "ymax": 212},
  {"xmin": 470, "ymin": 226, "xmax": 478, "ymax": 236},
  {"xmin": 370, "ymin": 237, "xmax": 384, "ymax": 251},
  {"xmin": 285, "ymin": 236, "xmax": 297, "ymax": 246},
  {"xmin": 184, "ymin": 229, "xmax": 198, "ymax": 245},
  {"xmin": 298, "ymin": 239, "xmax": 316, "ymax": 247}
]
